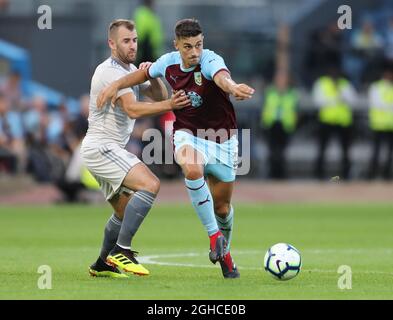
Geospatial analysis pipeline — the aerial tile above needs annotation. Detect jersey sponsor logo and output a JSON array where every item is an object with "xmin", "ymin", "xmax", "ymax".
[
  {"xmin": 187, "ymin": 91, "xmax": 203, "ymax": 108},
  {"xmin": 194, "ymin": 72, "xmax": 202, "ymax": 86}
]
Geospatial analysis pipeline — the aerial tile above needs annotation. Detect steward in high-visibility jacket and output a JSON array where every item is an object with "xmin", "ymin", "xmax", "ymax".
[
  {"xmin": 367, "ymin": 74, "xmax": 393, "ymax": 179},
  {"xmin": 261, "ymin": 86, "xmax": 298, "ymax": 134},
  {"xmin": 260, "ymin": 71, "xmax": 298, "ymax": 179},
  {"xmin": 312, "ymin": 76, "xmax": 355, "ymax": 127},
  {"xmin": 368, "ymin": 79, "xmax": 393, "ymax": 132},
  {"xmin": 312, "ymin": 74, "xmax": 357, "ymax": 180},
  {"xmin": 134, "ymin": 2, "xmax": 164, "ymax": 63}
]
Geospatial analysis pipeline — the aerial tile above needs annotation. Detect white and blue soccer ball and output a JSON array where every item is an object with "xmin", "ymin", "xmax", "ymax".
[{"xmin": 264, "ymin": 243, "xmax": 302, "ymax": 281}]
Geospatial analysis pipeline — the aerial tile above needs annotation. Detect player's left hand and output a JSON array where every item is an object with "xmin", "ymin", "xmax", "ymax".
[
  {"xmin": 138, "ymin": 62, "xmax": 153, "ymax": 70},
  {"xmin": 231, "ymin": 84, "xmax": 255, "ymax": 100},
  {"xmin": 97, "ymin": 82, "xmax": 119, "ymax": 109}
]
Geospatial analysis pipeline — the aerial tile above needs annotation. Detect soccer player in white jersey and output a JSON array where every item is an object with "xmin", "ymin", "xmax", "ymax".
[{"xmin": 81, "ymin": 19, "xmax": 190, "ymax": 278}]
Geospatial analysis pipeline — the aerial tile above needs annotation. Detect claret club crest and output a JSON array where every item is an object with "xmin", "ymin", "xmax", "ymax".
[{"xmin": 194, "ymin": 71, "xmax": 202, "ymax": 86}]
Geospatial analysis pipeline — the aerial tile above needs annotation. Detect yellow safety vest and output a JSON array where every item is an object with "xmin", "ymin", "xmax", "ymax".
[
  {"xmin": 261, "ymin": 87, "xmax": 298, "ymax": 133},
  {"xmin": 134, "ymin": 6, "xmax": 163, "ymax": 60},
  {"xmin": 369, "ymin": 79, "xmax": 393, "ymax": 132},
  {"xmin": 80, "ymin": 167, "xmax": 100, "ymax": 190},
  {"xmin": 317, "ymin": 76, "xmax": 352, "ymax": 127}
]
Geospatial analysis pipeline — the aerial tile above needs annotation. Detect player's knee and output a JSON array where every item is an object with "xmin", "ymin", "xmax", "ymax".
[
  {"xmin": 142, "ymin": 176, "xmax": 160, "ymax": 194},
  {"xmin": 150, "ymin": 177, "xmax": 160, "ymax": 194},
  {"xmin": 183, "ymin": 165, "xmax": 204, "ymax": 180},
  {"xmin": 110, "ymin": 203, "xmax": 125, "ymax": 218},
  {"xmin": 114, "ymin": 210, "xmax": 125, "ymax": 220},
  {"xmin": 214, "ymin": 202, "xmax": 230, "ymax": 217}
]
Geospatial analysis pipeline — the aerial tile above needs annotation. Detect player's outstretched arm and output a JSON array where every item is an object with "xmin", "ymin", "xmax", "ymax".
[
  {"xmin": 213, "ymin": 70, "xmax": 255, "ymax": 100},
  {"xmin": 118, "ymin": 90, "xmax": 190, "ymax": 119},
  {"xmin": 97, "ymin": 69, "xmax": 149, "ymax": 108}
]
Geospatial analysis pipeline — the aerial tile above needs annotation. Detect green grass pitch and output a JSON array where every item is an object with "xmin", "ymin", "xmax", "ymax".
[{"xmin": 1, "ymin": 203, "xmax": 393, "ymax": 299}]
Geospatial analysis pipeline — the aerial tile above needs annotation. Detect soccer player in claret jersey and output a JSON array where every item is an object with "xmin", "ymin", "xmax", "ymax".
[{"xmin": 97, "ymin": 18, "xmax": 255, "ymax": 278}]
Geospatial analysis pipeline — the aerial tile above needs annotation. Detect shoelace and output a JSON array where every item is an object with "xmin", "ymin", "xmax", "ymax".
[{"xmin": 121, "ymin": 250, "xmax": 139, "ymax": 264}]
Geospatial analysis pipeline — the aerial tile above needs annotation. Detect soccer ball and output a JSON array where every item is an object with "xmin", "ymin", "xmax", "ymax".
[{"xmin": 264, "ymin": 243, "xmax": 302, "ymax": 281}]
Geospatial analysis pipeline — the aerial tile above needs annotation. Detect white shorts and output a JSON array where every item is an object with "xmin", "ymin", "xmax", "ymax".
[
  {"xmin": 173, "ymin": 130, "xmax": 238, "ymax": 182},
  {"xmin": 80, "ymin": 143, "xmax": 141, "ymax": 200}
]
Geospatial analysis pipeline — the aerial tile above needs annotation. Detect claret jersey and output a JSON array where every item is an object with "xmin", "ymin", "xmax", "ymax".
[{"xmin": 147, "ymin": 49, "xmax": 237, "ymax": 142}]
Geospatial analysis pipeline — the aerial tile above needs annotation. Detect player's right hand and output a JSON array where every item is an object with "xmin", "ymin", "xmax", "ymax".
[
  {"xmin": 97, "ymin": 82, "xmax": 120, "ymax": 109},
  {"xmin": 169, "ymin": 90, "xmax": 191, "ymax": 110},
  {"xmin": 138, "ymin": 61, "xmax": 152, "ymax": 70},
  {"xmin": 231, "ymin": 83, "xmax": 255, "ymax": 100}
]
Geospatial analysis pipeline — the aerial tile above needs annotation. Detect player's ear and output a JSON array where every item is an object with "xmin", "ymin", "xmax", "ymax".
[
  {"xmin": 173, "ymin": 39, "xmax": 178, "ymax": 50},
  {"xmin": 108, "ymin": 38, "xmax": 116, "ymax": 51}
]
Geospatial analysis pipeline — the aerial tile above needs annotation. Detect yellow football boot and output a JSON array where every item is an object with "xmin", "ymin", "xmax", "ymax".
[
  {"xmin": 89, "ymin": 257, "xmax": 128, "ymax": 278},
  {"xmin": 107, "ymin": 247, "xmax": 149, "ymax": 276}
]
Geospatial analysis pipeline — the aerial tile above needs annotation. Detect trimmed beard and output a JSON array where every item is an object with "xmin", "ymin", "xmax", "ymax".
[{"xmin": 117, "ymin": 49, "xmax": 135, "ymax": 64}]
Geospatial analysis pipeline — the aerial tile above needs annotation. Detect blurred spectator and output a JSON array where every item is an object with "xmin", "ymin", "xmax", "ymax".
[
  {"xmin": 134, "ymin": 0, "xmax": 164, "ymax": 63},
  {"xmin": 261, "ymin": 70, "xmax": 298, "ymax": 179},
  {"xmin": 276, "ymin": 24, "xmax": 290, "ymax": 73},
  {"xmin": 24, "ymin": 96, "xmax": 50, "ymax": 181},
  {"xmin": 263, "ymin": 23, "xmax": 291, "ymax": 84},
  {"xmin": 0, "ymin": 0, "xmax": 9, "ymax": 12},
  {"xmin": 312, "ymin": 66, "xmax": 357, "ymax": 180},
  {"xmin": 347, "ymin": 20, "xmax": 384, "ymax": 88},
  {"xmin": 0, "ymin": 93, "xmax": 25, "ymax": 174},
  {"xmin": 46, "ymin": 101, "xmax": 71, "ymax": 168},
  {"xmin": 367, "ymin": 64, "xmax": 393, "ymax": 180},
  {"xmin": 351, "ymin": 20, "xmax": 384, "ymax": 53},
  {"xmin": 23, "ymin": 95, "xmax": 47, "ymax": 144},
  {"xmin": 55, "ymin": 94, "xmax": 95, "ymax": 202},
  {"xmin": 24, "ymin": 96, "xmax": 66, "ymax": 182},
  {"xmin": 384, "ymin": 17, "xmax": 393, "ymax": 62},
  {"xmin": 55, "ymin": 141, "xmax": 86, "ymax": 202},
  {"xmin": 0, "ymin": 71, "xmax": 25, "ymax": 112},
  {"xmin": 303, "ymin": 22, "xmax": 343, "ymax": 88},
  {"xmin": 69, "ymin": 94, "xmax": 89, "ymax": 144}
]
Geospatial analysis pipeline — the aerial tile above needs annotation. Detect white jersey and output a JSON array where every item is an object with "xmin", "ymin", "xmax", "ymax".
[{"xmin": 83, "ymin": 57, "xmax": 147, "ymax": 149}]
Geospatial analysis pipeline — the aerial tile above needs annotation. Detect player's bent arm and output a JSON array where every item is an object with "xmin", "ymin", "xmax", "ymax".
[
  {"xmin": 118, "ymin": 69, "xmax": 149, "ymax": 89},
  {"xmin": 138, "ymin": 62, "xmax": 168, "ymax": 101},
  {"xmin": 141, "ymin": 78, "xmax": 169, "ymax": 101},
  {"xmin": 213, "ymin": 70, "xmax": 255, "ymax": 100},
  {"xmin": 97, "ymin": 69, "xmax": 149, "ymax": 108},
  {"xmin": 118, "ymin": 90, "xmax": 190, "ymax": 119}
]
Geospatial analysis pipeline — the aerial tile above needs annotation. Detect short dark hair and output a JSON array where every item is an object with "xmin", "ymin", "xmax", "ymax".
[
  {"xmin": 175, "ymin": 18, "xmax": 202, "ymax": 39},
  {"xmin": 108, "ymin": 19, "xmax": 135, "ymax": 39}
]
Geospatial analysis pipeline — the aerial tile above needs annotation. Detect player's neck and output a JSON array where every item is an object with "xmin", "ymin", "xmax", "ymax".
[
  {"xmin": 181, "ymin": 60, "xmax": 197, "ymax": 72},
  {"xmin": 111, "ymin": 54, "xmax": 131, "ymax": 71}
]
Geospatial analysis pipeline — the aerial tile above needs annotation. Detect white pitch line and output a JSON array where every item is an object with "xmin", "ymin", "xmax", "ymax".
[{"xmin": 138, "ymin": 250, "xmax": 393, "ymax": 275}]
